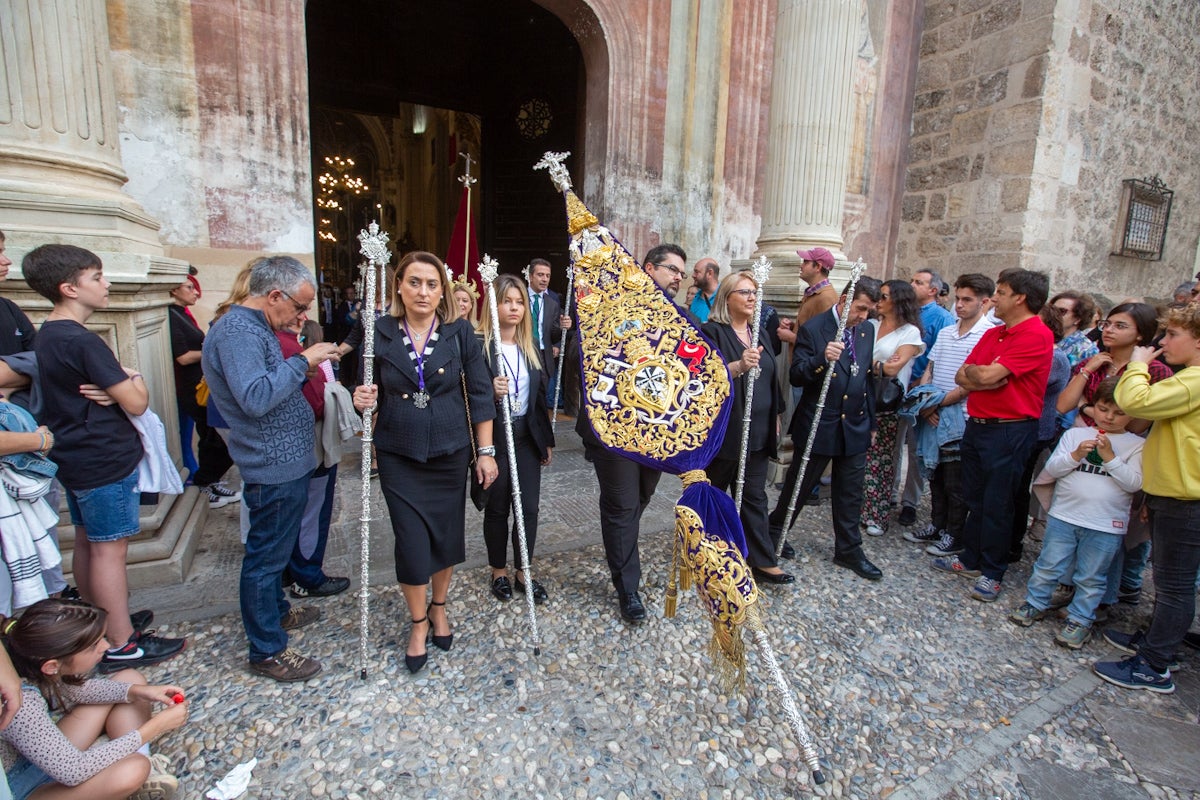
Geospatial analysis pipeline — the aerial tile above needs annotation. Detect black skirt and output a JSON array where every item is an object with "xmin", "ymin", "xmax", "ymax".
[{"xmin": 376, "ymin": 446, "xmax": 471, "ymax": 585}]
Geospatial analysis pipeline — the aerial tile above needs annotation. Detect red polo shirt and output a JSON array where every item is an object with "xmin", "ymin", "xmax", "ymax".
[{"xmin": 964, "ymin": 315, "xmax": 1053, "ymax": 420}]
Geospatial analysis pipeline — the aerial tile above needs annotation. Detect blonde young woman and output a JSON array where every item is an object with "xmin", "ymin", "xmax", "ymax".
[
  {"xmin": 352, "ymin": 251, "xmax": 497, "ymax": 674},
  {"xmin": 451, "ymin": 274, "xmax": 481, "ymax": 330},
  {"xmin": 478, "ymin": 274, "xmax": 555, "ymax": 603}
]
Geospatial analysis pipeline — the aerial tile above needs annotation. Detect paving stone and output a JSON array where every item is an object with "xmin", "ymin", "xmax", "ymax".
[
  {"xmin": 1019, "ymin": 760, "xmax": 1149, "ymax": 800},
  {"xmin": 1098, "ymin": 706, "xmax": 1200, "ymax": 792}
]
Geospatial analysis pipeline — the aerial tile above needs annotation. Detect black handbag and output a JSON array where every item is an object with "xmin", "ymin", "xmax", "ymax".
[{"xmin": 873, "ymin": 363, "xmax": 906, "ymax": 413}]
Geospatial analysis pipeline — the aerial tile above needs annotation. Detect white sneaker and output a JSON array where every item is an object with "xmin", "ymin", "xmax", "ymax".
[
  {"xmin": 128, "ymin": 753, "xmax": 179, "ymax": 800},
  {"xmin": 865, "ymin": 523, "xmax": 884, "ymax": 536},
  {"xmin": 202, "ymin": 482, "xmax": 241, "ymax": 509}
]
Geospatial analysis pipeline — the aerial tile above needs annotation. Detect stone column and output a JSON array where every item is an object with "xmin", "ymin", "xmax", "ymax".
[
  {"xmin": 747, "ymin": 0, "xmax": 862, "ymax": 310},
  {"xmin": 0, "ymin": 0, "xmax": 205, "ymax": 587}
]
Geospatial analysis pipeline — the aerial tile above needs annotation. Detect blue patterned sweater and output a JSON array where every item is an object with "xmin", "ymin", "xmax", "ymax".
[{"xmin": 201, "ymin": 305, "xmax": 315, "ymax": 484}]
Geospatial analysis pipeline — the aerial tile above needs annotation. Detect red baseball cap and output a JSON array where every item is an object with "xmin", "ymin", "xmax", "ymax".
[{"xmin": 796, "ymin": 247, "xmax": 835, "ymax": 272}]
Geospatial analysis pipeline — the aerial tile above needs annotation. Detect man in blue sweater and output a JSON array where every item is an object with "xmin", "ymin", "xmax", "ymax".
[{"xmin": 203, "ymin": 257, "xmax": 340, "ymax": 682}]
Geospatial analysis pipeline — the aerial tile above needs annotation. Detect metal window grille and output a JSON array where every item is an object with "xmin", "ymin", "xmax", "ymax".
[{"xmin": 1113, "ymin": 176, "xmax": 1173, "ymax": 261}]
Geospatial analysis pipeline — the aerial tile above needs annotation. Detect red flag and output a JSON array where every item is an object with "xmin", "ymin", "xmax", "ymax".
[{"xmin": 445, "ymin": 184, "xmax": 481, "ymax": 297}]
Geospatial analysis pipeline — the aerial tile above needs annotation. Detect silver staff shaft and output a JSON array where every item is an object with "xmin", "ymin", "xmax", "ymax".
[
  {"xmin": 734, "ymin": 257, "xmax": 772, "ymax": 512},
  {"xmin": 750, "ymin": 628, "xmax": 827, "ymax": 785},
  {"xmin": 550, "ymin": 265, "xmax": 575, "ymax": 438},
  {"xmin": 356, "ymin": 224, "xmax": 391, "ymax": 680},
  {"xmin": 775, "ymin": 259, "xmax": 867, "ymax": 559},
  {"xmin": 481, "ymin": 258, "xmax": 543, "ymax": 656}
]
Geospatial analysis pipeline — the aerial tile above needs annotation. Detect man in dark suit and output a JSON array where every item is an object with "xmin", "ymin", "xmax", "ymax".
[
  {"xmin": 318, "ymin": 283, "xmax": 337, "ymax": 343},
  {"xmin": 767, "ymin": 277, "xmax": 884, "ymax": 580},
  {"xmin": 527, "ymin": 258, "xmax": 571, "ymax": 406},
  {"xmin": 578, "ymin": 243, "xmax": 688, "ymax": 623}
]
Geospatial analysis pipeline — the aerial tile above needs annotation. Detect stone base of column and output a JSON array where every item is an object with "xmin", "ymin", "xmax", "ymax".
[{"xmin": 59, "ymin": 487, "xmax": 209, "ymax": 589}]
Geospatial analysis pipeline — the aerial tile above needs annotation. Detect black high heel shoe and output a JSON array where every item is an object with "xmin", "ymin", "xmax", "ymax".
[
  {"xmin": 405, "ymin": 616, "xmax": 429, "ymax": 674},
  {"xmin": 428, "ymin": 601, "xmax": 453, "ymax": 651}
]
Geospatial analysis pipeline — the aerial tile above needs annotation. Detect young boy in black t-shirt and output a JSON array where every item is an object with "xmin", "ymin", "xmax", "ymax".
[{"xmin": 24, "ymin": 244, "xmax": 186, "ymax": 671}]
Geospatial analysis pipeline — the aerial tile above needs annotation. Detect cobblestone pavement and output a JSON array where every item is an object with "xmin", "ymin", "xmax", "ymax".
[{"xmin": 132, "ymin": 429, "xmax": 1200, "ymax": 799}]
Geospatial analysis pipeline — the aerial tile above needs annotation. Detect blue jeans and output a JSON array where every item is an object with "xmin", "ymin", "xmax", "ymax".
[
  {"xmin": 241, "ymin": 476, "xmax": 309, "ymax": 661},
  {"xmin": 1025, "ymin": 517, "xmax": 1122, "ymax": 626},
  {"xmin": 960, "ymin": 419, "xmax": 1038, "ymax": 581},
  {"xmin": 65, "ymin": 468, "xmax": 141, "ymax": 541},
  {"xmin": 1138, "ymin": 495, "xmax": 1200, "ymax": 672},
  {"xmin": 1101, "ymin": 539, "xmax": 1151, "ymax": 605}
]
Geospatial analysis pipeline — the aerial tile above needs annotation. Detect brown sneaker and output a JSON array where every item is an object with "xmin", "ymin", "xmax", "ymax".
[
  {"xmin": 281, "ymin": 605, "xmax": 321, "ymax": 631},
  {"xmin": 248, "ymin": 647, "xmax": 323, "ymax": 682}
]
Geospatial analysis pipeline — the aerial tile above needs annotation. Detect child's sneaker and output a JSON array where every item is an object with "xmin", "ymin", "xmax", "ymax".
[
  {"xmin": 1093, "ymin": 654, "xmax": 1174, "ymax": 694},
  {"xmin": 1047, "ymin": 583, "xmax": 1075, "ymax": 610},
  {"xmin": 99, "ymin": 630, "xmax": 186, "ymax": 674},
  {"xmin": 903, "ymin": 523, "xmax": 941, "ymax": 544},
  {"xmin": 970, "ymin": 575, "xmax": 1001, "ymax": 602},
  {"xmin": 1055, "ymin": 620, "xmax": 1091, "ymax": 650},
  {"xmin": 925, "ymin": 531, "xmax": 963, "ymax": 556},
  {"xmin": 930, "ymin": 555, "xmax": 980, "ymax": 578},
  {"xmin": 1008, "ymin": 602, "xmax": 1048, "ymax": 627},
  {"xmin": 129, "ymin": 753, "xmax": 179, "ymax": 800}
]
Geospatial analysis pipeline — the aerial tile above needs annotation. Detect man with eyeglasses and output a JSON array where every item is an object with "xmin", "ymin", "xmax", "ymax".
[
  {"xmin": 578, "ymin": 242, "xmax": 691, "ymax": 623},
  {"xmin": 203, "ymin": 256, "xmax": 342, "ymax": 682}
]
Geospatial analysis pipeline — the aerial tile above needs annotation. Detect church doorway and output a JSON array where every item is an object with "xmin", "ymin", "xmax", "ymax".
[{"xmin": 305, "ymin": 0, "xmax": 585, "ymax": 293}]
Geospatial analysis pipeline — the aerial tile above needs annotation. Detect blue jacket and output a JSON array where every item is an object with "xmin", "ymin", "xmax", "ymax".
[
  {"xmin": 0, "ymin": 401, "xmax": 58, "ymax": 479},
  {"xmin": 899, "ymin": 384, "xmax": 966, "ymax": 475}
]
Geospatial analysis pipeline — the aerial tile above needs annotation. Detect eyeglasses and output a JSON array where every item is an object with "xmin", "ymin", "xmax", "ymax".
[
  {"xmin": 730, "ymin": 288, "xmax": 757, "ymax": 298},
  {"xmin": 278, "ymin": 290, "xmax": 309, "ymax": 315},
  {"xmin": 1098, "ymin": 320, "xmax": 1132, "ymax": 331},
  {"xmin": 653, "ymin": 263, "xmax": 684, "ymax": 278},
  {"xmin": 879, "ymin": 293, "xmax": 891, "ymax": 300}
]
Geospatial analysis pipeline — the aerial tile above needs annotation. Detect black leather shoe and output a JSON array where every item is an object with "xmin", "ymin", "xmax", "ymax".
[
  {"xmin": 405, "ymin": 617, "xmax": 429, "ymax": 674},
  {"xmin": 751, "ymin": 567, "xmax": 796, "ymax": 585},
  {"xmin": 427, "ymin": 601, "xmax": 453, "ymax": 651},
  {"xmin": 780, "ymin": 541, "xmax": 796, "ymax": 560},
  {"xmin": 619, "ymin": 592, "xmax": 646, "ymax": 623},
  {"xmin": 491, "ymin": 575, "xmax": 513, "ymax": 601},
  {"xmin": 832, "ymin": 552, "xmax": 883, "ymax": 581},
  {"xmin": 514, "ymin": 577, "xmax": 549, "ymax": 603},
  {"xmin": 290, "ymin": 576, "xmax": 351, "ymax": 598}
]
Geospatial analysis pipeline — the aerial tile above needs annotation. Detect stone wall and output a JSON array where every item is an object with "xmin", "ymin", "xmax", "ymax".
[
  {"xmin": 896, "ymin": 0, "xmax": 1200, "ymax": 298},
  {"xmin": 1028, "ymin": 0, "xmax": 1200, "ymax": 299}
]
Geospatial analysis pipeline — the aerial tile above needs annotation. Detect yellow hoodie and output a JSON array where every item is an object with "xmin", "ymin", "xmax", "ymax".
[{"xmin": 1114, "ymin": 362, "xmax": 1200, "ymax": 500}]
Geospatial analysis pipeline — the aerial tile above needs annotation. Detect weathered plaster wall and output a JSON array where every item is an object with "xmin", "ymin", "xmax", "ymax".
[
  {"xmin": 1029, "ymin": 0, "xmax": 1200, "ymax": 299},
  {"xmin": 189, "ymin": 0, "xmax": 313, "ymax": 253},
  {"xmin": 107, "ymin": 0, "xmax": 208, "ymax": 247}
]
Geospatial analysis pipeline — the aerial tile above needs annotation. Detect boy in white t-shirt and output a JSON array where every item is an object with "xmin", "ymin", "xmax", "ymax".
[{"xmin": 1008, "ymin": 377, "xmax": 1143, "ymax": 649}]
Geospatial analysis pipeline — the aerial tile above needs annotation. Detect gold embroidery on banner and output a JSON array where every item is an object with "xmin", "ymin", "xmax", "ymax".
[{"xmin": 568, "ymin": 207, "xmax": 731, "ymax": 461}]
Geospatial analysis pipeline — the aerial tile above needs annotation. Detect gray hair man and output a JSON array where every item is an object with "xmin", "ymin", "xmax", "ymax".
[{"xmin": 202, "ymin": 256, "xmax": 340, "ymax": 682}]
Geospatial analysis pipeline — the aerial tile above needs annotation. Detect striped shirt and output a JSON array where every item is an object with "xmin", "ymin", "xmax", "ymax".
[{"xmin": 926, "ymin": 314, "xmax": 997, "ymax": 392}]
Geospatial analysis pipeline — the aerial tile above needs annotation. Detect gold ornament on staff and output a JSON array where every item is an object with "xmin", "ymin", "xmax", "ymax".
[
  {"xmin": 479, "ymin": 254, "xmax": 543, "ymax": 657},
  {"xmin": 355, "ymin": 221, "xmax": 391, "ymax": 680},
  {"xmin": 775, "ymin": 258, "xmax": 868, "ymax": 560},
  {"xmin": 733, "ymin": 255, "xmax": 772, "ymax": 512}
]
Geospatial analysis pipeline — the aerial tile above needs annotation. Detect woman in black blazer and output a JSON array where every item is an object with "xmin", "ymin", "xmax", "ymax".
[
  {"xmin": 479, "ymin": 274, "xmax": 555, "ymax": 603},
  {"xmin": 352, "ymin": 251, "xmax": 498, "ymax": 674},
  {"xmin": 702, "ymin": 271, "xmax": 791, "ymax": 584}
]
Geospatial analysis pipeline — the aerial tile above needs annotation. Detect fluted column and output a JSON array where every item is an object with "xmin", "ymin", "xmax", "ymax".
[
  {"xmin": 0, "ymin": 0, "xmax": 205, "ymax": 588},
  {"xmin": 756, "ymin": 0, "xmax": 860, "ymax": 259}
]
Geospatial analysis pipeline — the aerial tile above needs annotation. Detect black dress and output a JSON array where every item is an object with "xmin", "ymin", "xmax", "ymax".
[{"xmin": 371, "ymin": 316, "xmax": 496, "ymax": 584}]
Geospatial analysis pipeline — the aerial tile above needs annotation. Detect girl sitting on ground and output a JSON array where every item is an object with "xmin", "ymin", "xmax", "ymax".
[{"xmin": 0, "ymin": 598, "xmax": 188, "ymax": 800}]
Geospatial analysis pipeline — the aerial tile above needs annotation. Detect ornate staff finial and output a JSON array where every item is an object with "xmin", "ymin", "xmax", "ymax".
[
  {"xmin": 521, "ymin": 263, "xmax": 531, "ymax": 283},
  {"xmin": 458, "ymin": 151, "xmax": 478, "ymax": 187},
  {"xmin": 750, "ymin": 255, "xmax": 773, "ymax": 287},
  {"xmin": 478, "ymin": 254, "xmax": 500, "ymax": 285},
  {"xmin": 534, "ymin": 151, "xmax": 572, "ymax": 192},
  {"xmin": 357, "ymin": 221, "xmax": 390, "ymax": 265}
]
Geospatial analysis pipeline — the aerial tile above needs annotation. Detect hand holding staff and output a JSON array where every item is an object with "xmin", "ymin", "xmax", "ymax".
[{"xmin": 479, "ymin": 255, "xmax": 543, "ymax": 657}]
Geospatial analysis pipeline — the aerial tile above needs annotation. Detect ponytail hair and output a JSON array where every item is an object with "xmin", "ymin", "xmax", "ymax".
[{"xmin": 1, "ymin": 598, "xmax": 108, "ymax": 710}]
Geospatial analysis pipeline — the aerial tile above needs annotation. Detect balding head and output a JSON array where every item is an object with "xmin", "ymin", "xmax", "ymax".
[{"xmin": 692, "ymin": 257, "xmax": 720, "ymax": 292}]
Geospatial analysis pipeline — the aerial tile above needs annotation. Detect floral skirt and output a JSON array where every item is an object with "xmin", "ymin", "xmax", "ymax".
[{"xmin": 862, "ymin": 411, "xmax": 900, "ymax": 532}]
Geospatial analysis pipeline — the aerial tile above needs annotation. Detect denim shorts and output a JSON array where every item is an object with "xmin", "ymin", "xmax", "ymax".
[
  {"xmin": 65, "ymin": 468, "xmax": 141, "ymax": 542},
  {"xmin": 5, "ymin": 756, "xmax": 54, "ymax": 800}
]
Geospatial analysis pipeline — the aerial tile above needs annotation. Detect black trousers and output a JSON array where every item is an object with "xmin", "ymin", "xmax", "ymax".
[
  {"xmin": 768, "ymin": 450, "xmax": 867, "ymax": 558},
  {"xmin": 586, "ymin": 441, "xmax": 661, "ymax": 594},
  {"xmin": 707, "ymin": 451, "xmax": 776, "ymax": 569},
  {"xmin": 959, "ymin": 419, "xmax": 1038, "ymax": 581},
  {"xmin": 483, "ymin": 415, "xmax": 542, "ymax": 570},
  {"xmin": 180, "ymin": 396, "xmax": 234, "ymax": 487},
  {"xmin": 929, "ymin": 449, "xmax": 965, "ymax": 537}
]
